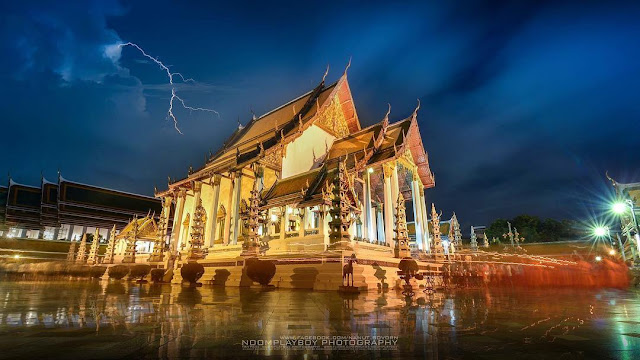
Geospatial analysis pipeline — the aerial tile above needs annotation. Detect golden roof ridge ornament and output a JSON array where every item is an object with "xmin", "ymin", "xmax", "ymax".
[{"xmin": 374, "ymin": 104, "xmax": 391, "ymax": 151}]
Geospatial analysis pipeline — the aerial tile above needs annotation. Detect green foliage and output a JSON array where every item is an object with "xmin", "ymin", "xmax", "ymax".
[{"xmin": 486, "ymin": 215, "xmax": 578, "ymax": 243}]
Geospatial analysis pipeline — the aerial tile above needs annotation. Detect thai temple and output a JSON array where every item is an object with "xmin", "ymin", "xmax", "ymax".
[{"xmin": 150, "ymin": 68, "xmax": 446, "ymax": 289}]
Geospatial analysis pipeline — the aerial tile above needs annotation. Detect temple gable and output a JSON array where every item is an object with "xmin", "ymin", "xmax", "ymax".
[{"xmin": 281, "ymin": 124, "xmax": 336, "ymax": 179}]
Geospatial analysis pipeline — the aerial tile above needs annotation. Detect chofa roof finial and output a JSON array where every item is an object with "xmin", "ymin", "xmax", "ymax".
[
  {"xmin": 322, "ymin": 64, "xmax": 330, "ymax": 84},
  {"xmin": 343, "ymin": 56, "xmax": 352, "ymax": 76}
]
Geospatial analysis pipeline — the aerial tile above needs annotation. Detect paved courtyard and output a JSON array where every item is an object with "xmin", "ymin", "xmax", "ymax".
[{"xmin": 0, "ymin": 281, "xmax": 638, "ymax": 359}]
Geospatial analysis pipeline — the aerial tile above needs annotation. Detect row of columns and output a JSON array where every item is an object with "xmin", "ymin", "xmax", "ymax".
[
  {"xmin": 167, "ymin": 167, "xmax": 262, "ymax": 253},
  {"xmin": 359, "ymin": 161, "xmax": 430, "ymax": 252}
]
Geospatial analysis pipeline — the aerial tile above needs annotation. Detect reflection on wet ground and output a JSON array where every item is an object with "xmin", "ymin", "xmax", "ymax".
[{"xmin": 0, "ymin": 281, "xmax": 638, "ymax": 359}]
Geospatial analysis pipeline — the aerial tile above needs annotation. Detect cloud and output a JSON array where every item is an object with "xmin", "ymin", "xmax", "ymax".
[{"xmin": 1, "ymin": 0, "xmax": 126, "ymax": 83}]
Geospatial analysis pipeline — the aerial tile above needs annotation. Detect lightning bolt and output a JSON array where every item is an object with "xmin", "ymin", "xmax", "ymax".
[{"xmin": 112, "ymin": 42, "xmax": 219, "ymax": 134}]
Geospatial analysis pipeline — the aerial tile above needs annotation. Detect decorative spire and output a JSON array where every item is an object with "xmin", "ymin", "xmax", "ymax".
[
  {"xmin": 103, "ymin": 225, "xmax": 117, "ymax": 264},
  {"xmin": 66, "ymin": 241, "xmax": 77, "ymax": 263},
  {"xmin": 86, "ymin": 228, "xmax": 100, "ymax": 265},
  {"xmin": 242, "ymin": 189, "xmax": 262, "ymax": 256},
  {"xmin": 328, "ymin": 158, "xmax": 354, "ymax": 247},
  {"xmin": 188, "ymin": 198, "xmax": 207, "ymax": 261},
  {"xmin": 122, "ymin": 217, "xmax": 138, "ymax": 263},
  {"xmin": 470, "ymin": 225, "xmax": 478, "ymax": 251},
  {"xmin": 450, "ymin": 212, "xmax": 461, "ymax": 247},
  {"xmin": 149, "ymin": 205, "xmax": 167, "ymax": 262},
  {"xmin": 75, "ymin": 233, "xmax": 87, "ymax": 264},
  {"xmin": 394, "ymin": 193, "xmax": 411, "ymax": 258},
  {"xmin": 430, "ymin": 204, "xmax": 444, "ymax": 256}
]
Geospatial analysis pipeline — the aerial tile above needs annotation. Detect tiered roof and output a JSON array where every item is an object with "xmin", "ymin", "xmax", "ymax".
[
  {"xmin": 164, "ymin": 72, "xmax": 361, "ymax": 190},
  {"xmin": 261, "ymin": 106, "xmax": 435, "ymax": 208}
]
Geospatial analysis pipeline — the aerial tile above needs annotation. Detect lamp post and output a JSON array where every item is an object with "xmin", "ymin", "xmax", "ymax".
[
  {"xmin": 594, "ymin": 226, "xmax": 624, "ymax": 261},
  {"xmin": 612, "ymin": 199, "xmax": 640, "ymax": 260}
]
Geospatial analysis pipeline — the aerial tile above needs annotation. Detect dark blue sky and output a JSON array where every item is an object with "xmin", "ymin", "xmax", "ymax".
[{"xmin": 1, "ymin": 0, "xmax": 639, "ymax": 229}]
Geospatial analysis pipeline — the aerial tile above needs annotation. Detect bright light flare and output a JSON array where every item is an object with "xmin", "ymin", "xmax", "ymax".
[
  {"xmin": 612, "ymin": 202, "xmax": 627, "ymax": 214},
  {"xmin": 608, "ymin": 249, "xmax": 616, "ymax": 256},
  {"xmin": 595, "ymin": 256, "xmax": 602, "ymax": 262},
  {"xmin": 593, "ymin": 226, "xmax": 608, "ymax": 237}
]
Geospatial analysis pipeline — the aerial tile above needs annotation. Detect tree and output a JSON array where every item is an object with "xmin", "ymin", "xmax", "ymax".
[{"xmin": 485, "ymin": 218, "xmax": 509, "ymax": 242}]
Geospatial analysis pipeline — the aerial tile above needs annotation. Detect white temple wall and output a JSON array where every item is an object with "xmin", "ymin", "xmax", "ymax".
[{"xmin": 281, "ymin": 125, "xmax": 335, "ymax": 179}]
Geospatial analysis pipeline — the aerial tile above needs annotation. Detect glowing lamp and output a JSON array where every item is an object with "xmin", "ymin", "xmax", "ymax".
[
  {"xmin": 593, "ymin": 226, "xmax": 608, "ymax": 237},
  {"xmin": 595, "ymin": 256, "xmax": 602, "ymax": 262},
  {"xmin": 367, "ymin": 168, "xmax": 374, "ymax": 174},
  {"xmin": 612, "ymin": 202, "xmax": 627, "ymax": 214},
  {"xmin": 608, "ymin": 249, "xmax": 616, "ymax": 256},
  {"xmin": 13, "ymin": 254, "xmax": 20, "ymax": 259}
]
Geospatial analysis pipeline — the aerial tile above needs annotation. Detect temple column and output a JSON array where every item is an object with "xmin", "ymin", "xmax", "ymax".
[
  {"xmin": 161, "ymin": 195, "xmax": 173, "ymax": 246},
  {"xmin": 223, "ymin": 172, "xmax": 235, "ymax": 245},
  {"xmin": 205, "ymin": 175, "xmax": 221, "ymax": 248},
  {"xmin": 299, "ymin": 208, "xmax": 306, "ymax": 238},
  {"xmin": 280, "ymin": 208, "xmax": 286, "ymax": 242},
  {"xmin": 231, "ymin": 171, "xmax": 243, "ymax": 245},
  {"xmin": 360, "ymin": 181, "xmax": 368, "ymax": 241},
  {"xmin": 391, "ymin": 163, "xmax": 400, "ymax": 214},
  {"xmin": 364, "ymin": 169, "xmax": 376, "ymax": 242},
  {"xmin": 410, "ymin": 173, "xmax": 424, "ymax": 251},
  {"xmin": 419, "ymin": 189, "xmax": 431, "ymax": 252},
  {"xmin": 383, "ymin": 164, "xmax": 395, "ymax": 248},
  {"xmin": 170, "ymin": 189, "xmax": 186, "ymax": 253},
  {"xmin": 66, "ymin": 225, "xmax": 74, "ymax": 241},
  {"xmin": 376, "ymin": 206, "xmax": 385, "ymax": 243}
]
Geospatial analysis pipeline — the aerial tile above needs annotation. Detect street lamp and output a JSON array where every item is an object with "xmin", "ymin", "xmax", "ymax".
[
  {"xmin": 612, "ymin": 202, "xmax": 627, "ymax": 214},
  {"xmin": 611, "ymin": 199, "xmax": 640, "ymax": 260},
  {"xmin": 594, "ymin": 226, "xmax": 608, "ymax": 237}
]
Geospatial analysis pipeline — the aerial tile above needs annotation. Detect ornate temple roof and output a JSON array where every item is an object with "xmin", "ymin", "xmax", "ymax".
[
  {"xmin": 260, "ymin": 105, "xmax": 435, "ymax": 208},
  {"xmin": 165, "ymin": 73, "xmax": 361, "ymax": 191},
  {"xmin": 116, "ymin": 215, "xmax": 158, "ymax": 241}
]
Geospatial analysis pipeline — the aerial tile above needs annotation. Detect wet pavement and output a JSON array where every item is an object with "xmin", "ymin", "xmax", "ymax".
[{"xmin": 0, "ymin": 281, "xmax": 638, "ymax": 359}]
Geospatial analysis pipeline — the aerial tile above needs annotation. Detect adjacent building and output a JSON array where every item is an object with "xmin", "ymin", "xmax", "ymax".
[{"xmin": 0, "ymin": 174, "xmax": 166, "ymax": 243}]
